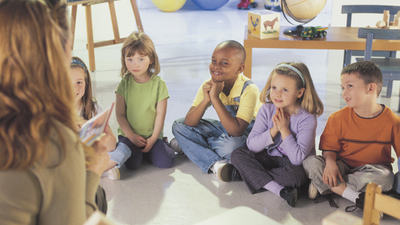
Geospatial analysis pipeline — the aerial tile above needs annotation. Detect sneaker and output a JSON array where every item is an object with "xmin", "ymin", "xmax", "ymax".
[
  {"xmin": 308, "ymin": 182, "xmax": 320, "ymax": 200},
  {"xmin": 107, "ymin": 166, "xmax": 120, "ymax": 181},
  {"xmin": 212, "ymin": 161, "xmax": 234, "ymax": 182},
  {"xmin": 231, "ymin": 166, "xmax": 243, "ymax": 181},
  {"xmin": 345, "ymin": 192, "xmax": 365, "ymax": 212},
  {"xmin": 169, "ymin": 138, "xmax": 183, "ymax": 154},
  {"xmin": 280, "ymin": 187, "xmax": 299, "ymax": 207}
]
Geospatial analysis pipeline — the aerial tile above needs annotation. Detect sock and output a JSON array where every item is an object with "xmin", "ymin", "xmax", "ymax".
[
  {"xmin": 342, "ymin": 187, "xmax": 361, "ymax": 203},
  {"xmin": 264, "ymin": 181, "xmax": 284, "ymax": 197}
]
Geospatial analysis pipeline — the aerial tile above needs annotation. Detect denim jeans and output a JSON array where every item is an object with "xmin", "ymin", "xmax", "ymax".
[
  {"xmin": 172, "ymin": 117, "xmax": 254, "ymax": 173},
  {"xmin": 172, "ymin": 80, "xmax": 255, "ymax": 173}
]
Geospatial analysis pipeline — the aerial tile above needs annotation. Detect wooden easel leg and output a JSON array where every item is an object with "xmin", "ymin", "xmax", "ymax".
[
  {"xmin": 130, "ymin": 0, "xmax": 144, "ymax": 32},
  {"xmin": 70, "ymin": 5, "xmax": 77, "ymax": 49},
  {"xmin": 109, "ymin": 1, "xmax": 121, "ymax": 43},
  {"xmin": 85, "ymin": 5, "xmax": 96, "ymax": 71}
]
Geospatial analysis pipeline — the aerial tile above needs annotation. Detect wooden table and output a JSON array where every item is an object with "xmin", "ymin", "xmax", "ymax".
[{"xmin": 243, "ymin": 26, "xmax": 400, "ymax": 78}]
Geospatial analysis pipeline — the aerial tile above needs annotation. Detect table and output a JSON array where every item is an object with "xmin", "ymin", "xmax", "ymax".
[{"xmin": 243, "ymin": 26, "xmax": 400, "ymax": 78}]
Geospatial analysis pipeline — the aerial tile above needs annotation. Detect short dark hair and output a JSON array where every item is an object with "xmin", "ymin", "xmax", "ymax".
[
  {"xmin": 341, "ymin": 61, "xmax": 383, "ymax": 96},
  {"xmin": 218, "ymin": 40, "xmax": 246, "ymax": 64}
]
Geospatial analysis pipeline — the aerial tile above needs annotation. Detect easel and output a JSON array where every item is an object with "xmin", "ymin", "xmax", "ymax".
[{"xmin": 67, "ymin": 0, "xmax": 144, "ymax": 71}]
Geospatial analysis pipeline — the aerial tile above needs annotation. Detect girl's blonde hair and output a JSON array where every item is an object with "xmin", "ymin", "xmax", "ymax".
[
  {"xmin": 0, "ymin": 0, "xmax": 78, "ymax": 170},
  {"xmin": 120, "ymin": 31, "xmax": 160, "ymax": 78},
  {"xmin": 71, "ymin": 56, "xmax": 98, "ymax": 120},
  {"xmin": 260, "ymin": 62, "xmax": 324, "ymax": 116}
]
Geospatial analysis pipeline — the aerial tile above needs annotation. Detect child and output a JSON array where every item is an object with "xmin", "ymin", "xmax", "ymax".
[
  {"xmin": 171, "ymin": 40, "xmax": 261, "ymax": 181},
  {"xmin": 71, "ymin": 56, "xmax": 117, "ymax": 151},
  {"xmin": 303, "ymin": 61, "xmax": 400, "ymax": 211},
  {"xmin": 231, "ymin": 62, "xmax": 324, "ymax": 207},
  {"xmin": 70, "ymin": 57, "xmax": 117, "ymax": 212},
  {"xmin": 108, "ymin": 31, "xmax": 175, "ymax": 171},
  {"xmin": 0, "ymin": 0, "xmax": 109, "ymax": 223}
]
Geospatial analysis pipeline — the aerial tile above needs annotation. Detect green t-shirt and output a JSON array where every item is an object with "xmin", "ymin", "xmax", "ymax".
[{"xmin": 116, "ymin": 74, "xmax": 169, "ymax": 139}]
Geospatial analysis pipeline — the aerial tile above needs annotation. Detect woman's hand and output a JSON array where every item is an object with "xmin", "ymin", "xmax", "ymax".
[{"xmin": 86, "ymin": 136, "xmax": 110, "ymax": 176}]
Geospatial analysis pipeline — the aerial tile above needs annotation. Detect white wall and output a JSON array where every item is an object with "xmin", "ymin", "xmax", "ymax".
[{"xmin": 331, "ymin": 0, "xmax": 400, "ymax": 27}]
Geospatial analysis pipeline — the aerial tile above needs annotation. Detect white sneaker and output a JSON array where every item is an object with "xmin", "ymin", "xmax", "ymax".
[
  {"xmin": 308, "ymin": 182, "xmax": 320, "ymax": 199},
  {"xmin": 108, "ymin": 167, "xmax": 120, "ymax": 181},
  {"xmin": 169, "ymin": 138, "xmax": 183, "ymax": 153},
  {"xmin": 212, "ymin": 160, "xmax": 234, "ymax": 182}
]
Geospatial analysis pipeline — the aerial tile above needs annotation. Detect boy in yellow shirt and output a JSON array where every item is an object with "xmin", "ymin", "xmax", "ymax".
[
  {"xmin": 303, "ymin": 61, "xmax": 400, "ymax": 211},
  {"xmin": 172, "ymin": 40, "xmax": 260, "ymax": 181}
]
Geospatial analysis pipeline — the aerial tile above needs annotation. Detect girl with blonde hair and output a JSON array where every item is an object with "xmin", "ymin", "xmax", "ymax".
[
  {"xmin": 231, "ymin": 62, "xmax": 323, "ymax": 207},
  {"xmin": 108, "ymin": 31, "xmax": 175, "ymax": 175},
  {"xmin": 0, "ymin": 0, "xmax": 109, "ymax": 223}
]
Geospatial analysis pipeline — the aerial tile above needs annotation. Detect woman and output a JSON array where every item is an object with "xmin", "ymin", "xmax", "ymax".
[{"xmin": 0, "ymin": 0, "xmax": 109, "ymax": 224}]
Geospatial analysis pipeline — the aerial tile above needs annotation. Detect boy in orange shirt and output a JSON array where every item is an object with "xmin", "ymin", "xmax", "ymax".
[{"xmin": 303, "ymin": 61, "xmax": 400, "ymax": 211}]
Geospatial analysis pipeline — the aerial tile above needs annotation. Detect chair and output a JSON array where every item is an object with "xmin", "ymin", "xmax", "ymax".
[
  {"xmin": 358, "ymin": 27, "xmax": 400, "ymax": 112},
  {"xmin": 363, "ymin": 182, "xmax": 400, "ymax": 225},
  {"xmin": 67, "ymin": 0, "xmax": 144, "ymax": 71},
  {"xmin": 342, "ymin": 5, "xmax": 400, "ymax": 97}
]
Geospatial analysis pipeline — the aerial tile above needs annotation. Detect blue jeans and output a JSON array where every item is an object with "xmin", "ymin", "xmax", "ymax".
[{"xmin": 172, "ymin": 117, "xmax": 254, "ymax": 173}]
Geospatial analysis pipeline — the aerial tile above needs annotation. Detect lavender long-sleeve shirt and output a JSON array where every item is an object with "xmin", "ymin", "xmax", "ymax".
[{"xmin": 246, "ymin": 103, "xmax": 317, "ymax": 165}]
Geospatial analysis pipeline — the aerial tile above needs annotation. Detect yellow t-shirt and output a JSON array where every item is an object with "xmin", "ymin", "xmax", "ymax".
[{"xmin": 192, "ymin": 74, "xmax": 261, "ymax": 123}]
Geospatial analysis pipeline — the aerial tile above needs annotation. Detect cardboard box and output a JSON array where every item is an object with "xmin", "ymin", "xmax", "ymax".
[{"xmin": 248, "ymin": 10, "xmax": 280, "ymax": 39}]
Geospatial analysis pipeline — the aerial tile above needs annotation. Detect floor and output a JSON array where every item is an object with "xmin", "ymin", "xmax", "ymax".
[{"xmin": 69, "ymin": 1, "xmax": 400, "ymax": 224}]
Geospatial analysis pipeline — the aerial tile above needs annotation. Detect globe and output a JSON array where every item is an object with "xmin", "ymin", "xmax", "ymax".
[{"xmin": 281, "ymin": 0, "xmax": 327, "ymax": 36}]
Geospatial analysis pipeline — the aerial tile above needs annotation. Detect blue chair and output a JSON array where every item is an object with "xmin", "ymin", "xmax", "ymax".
[
  {"xmin": 342, "ymin": 5, "xmax": 400, "ymax": 97},
  {"xmin": 358, "ymin": 28, "xmax": 400, "ymax": 112}
]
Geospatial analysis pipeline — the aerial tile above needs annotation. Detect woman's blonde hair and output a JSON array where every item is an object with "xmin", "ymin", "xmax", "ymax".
[
  {"xmin": 120, "ymin": 31, "xmax": 160, "ymax": 78},
  {"xmin": 0, "ymin": 0, "xmax": 77, "ymax": 170},
  {"xmin": 71, "ymin": 56, "xmax": 98, "ymax": 120},
  {"xmin": 260, "ymin": 62, "xmax": 324, "ymax": 116}
]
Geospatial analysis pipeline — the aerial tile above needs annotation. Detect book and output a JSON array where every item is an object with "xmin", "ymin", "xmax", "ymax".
[{"xmin": 79, "ymin": 102, "xmax": 114, "ymax": 146}]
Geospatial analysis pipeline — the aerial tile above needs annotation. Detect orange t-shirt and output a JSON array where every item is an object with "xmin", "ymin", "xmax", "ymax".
[{"xmin": 319, "ymin": 106, "xmax": 400, "ymax": 169}]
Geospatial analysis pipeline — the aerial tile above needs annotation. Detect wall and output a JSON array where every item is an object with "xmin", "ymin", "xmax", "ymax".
[{"xmin": 331, "ymin": 0, "xmax": 400, "ymax": 27}]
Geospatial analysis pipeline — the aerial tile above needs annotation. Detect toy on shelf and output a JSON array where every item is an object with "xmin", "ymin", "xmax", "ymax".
[
  {"xmin": 264, "ymin": 0, "xmax": 281, "ymax": 11},
  {"xmin": 238, "ymin": 0, "xmax": 257, "ymax": 10},
  {"xmin": 248, "ymin": 10, "xmax": 280, "ymax": 39},
  {"xmin": 373, "ymin": 10, "xmax": 400, "ymax": 29},
  {"xmin": 300, "ymin": 26, "xmax": 328, "ymax": 40}
]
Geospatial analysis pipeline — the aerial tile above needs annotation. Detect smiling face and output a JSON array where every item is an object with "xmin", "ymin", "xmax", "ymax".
[
  {"xmin": 125, "ymin": 52, "xmax": 152, "ymax": 78},
  {"xmin": 341, "ymin": 72, "xmax": 370, "ymax": 109},
  {"xmin": 270, "ymin": 73, "xmax": 304, "ymax": 114},
  {"xmin": 70, "ymin": 67, "xmax": 86, "ymax": 105},
  {"xmin": 209, "ymin": 46, "xmax": 244, "ymax": 84}
]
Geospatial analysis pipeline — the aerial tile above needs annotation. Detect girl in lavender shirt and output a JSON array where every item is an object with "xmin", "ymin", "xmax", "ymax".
[{"xmin": 231, "ymin": 62, "xmax": 324, "ymax": 207}]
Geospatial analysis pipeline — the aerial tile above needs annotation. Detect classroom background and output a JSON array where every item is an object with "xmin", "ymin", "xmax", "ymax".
[{"xmin": 69, "ymin": 0, "xmax": 400, "ymax": 224}]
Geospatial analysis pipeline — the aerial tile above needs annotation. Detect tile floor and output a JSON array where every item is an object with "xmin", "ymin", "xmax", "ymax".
[{"xmin": 69, "ymin": 1, "xmax": 400, "ymax": 224}]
